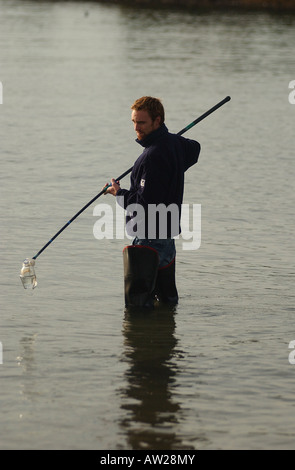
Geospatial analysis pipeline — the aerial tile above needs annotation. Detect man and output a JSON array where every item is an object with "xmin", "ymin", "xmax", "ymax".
[{"xmin": 105, "ymin": 96, "xmax": 201, "ymax": 308}]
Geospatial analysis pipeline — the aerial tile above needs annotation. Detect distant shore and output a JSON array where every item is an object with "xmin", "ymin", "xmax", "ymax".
[{"xmin": 94, "ymin": 0, "xmax": 295, "ymax": 11}]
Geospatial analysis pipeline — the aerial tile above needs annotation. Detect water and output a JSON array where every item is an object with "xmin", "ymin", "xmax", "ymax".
[{"xmin": 1, "ymin": 0, "xmax": 295, "ymax": 450}]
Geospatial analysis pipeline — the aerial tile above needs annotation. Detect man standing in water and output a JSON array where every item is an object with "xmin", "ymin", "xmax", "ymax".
[{"xmin": 105, "ymin": 96, "xmax": 201, "ymax": 308}]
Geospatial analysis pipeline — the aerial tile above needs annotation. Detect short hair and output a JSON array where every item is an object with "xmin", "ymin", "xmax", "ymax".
[{"xmin": 131, "ymin": 96, "xmax": 165, "ymax": 124}]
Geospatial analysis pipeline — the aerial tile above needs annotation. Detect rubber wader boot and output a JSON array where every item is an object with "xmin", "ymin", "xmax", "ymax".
[
  {"xmin": 123, "ymin": 245, "xmax": 159, "ymax": 308},
  {"xmin": 154, "ymin": 258, "xmax": 178, "ymax": 305}
]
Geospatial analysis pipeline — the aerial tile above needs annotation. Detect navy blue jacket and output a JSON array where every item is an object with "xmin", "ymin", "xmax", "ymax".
[{"xmin": 117, "ymin": 123, "xmax": 201, "ymax": 238}]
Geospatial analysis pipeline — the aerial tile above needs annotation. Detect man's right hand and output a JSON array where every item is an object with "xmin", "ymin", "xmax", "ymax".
[{"xmin": 103, "ymin": 178, "xmax": 120, "ymax": 196}]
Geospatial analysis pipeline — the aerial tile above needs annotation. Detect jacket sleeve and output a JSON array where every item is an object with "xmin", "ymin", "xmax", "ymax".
[{"xmin": 116, "ymin": 152, "xmax": 163, "ymax": 209}]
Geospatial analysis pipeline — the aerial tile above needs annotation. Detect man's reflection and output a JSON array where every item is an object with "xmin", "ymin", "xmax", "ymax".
[{"xmin": 120, "ymin": 306, "xmax": 191, "ymax": 450}]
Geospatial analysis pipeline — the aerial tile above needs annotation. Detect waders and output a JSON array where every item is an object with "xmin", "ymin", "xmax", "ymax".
[{"xmin": 123, "ymin": 245, "xmax": 178, "ymax": 308}]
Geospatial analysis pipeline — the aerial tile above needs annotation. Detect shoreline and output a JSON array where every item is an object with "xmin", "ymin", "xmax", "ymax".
[{"xmin": 92, "ymin": 0, "xmax": 295, "ymax": 11}]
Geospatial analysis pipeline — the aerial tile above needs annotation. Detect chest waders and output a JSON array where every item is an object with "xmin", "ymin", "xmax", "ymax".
[{"xmin": 123, "ymin": 245, "xmax": 178, "ymax": 309}]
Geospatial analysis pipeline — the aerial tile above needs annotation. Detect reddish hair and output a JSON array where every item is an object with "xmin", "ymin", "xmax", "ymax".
[{"xmin": 131, "ymin": 96, "xmax": 165, "ymax": 124}]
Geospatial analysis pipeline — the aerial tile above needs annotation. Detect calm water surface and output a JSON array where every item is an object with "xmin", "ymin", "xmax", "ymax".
[{"xmin": 0, "ymin": 0, "xmax": 295, "ymax": 450}]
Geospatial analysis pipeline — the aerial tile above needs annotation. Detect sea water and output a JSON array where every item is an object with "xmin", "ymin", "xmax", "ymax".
[{"xmin": 0, "ymin": 0, "xmax": 295, "ymax": 450}]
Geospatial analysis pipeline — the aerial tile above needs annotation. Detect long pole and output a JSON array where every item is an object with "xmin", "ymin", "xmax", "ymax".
[{"xmin": 32, "ymin": 96, "xmax": 231, "ymax": 260}]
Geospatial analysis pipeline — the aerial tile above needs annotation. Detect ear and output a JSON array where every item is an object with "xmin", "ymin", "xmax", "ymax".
[{"xmin": 154, "ymin": 115, "xmax": 161, "ymax": 128}]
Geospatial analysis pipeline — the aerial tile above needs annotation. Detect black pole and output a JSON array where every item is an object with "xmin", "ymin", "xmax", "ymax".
[
  {"xmin": 32, "ymin": 96, "xmax": 231, "ymax": 260},
  {"xmin": 177, "ymin": 95, "xmax": 231, "ymax": 136}
]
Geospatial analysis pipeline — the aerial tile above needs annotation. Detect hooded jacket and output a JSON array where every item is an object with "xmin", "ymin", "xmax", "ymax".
[{"xmin": 116, "ymin": 123, "xmax": 201, "ymax": 239}]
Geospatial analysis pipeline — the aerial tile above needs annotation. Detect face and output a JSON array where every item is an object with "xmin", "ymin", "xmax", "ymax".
[{"xmin": 131, "ymin": 109, "xmax": 161, "ymax": 141}]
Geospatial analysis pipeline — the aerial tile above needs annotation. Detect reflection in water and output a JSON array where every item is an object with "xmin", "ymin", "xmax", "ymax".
[
  {"xmin": 17, "ymin": 334, "xmax": 40, "ymax": 404},
  {"xmin": 17, "ymin": 334, "xmax": 38, "ymax": 374},
  {"xmin": 120, "ymin": 306, "xmax": 192, "ymax": 450}
]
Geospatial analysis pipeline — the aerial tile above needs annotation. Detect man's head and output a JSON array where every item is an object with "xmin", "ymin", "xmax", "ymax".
[{"xmin": 131, "ymin": 96, "xmax": 165, "ymax": 141}]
